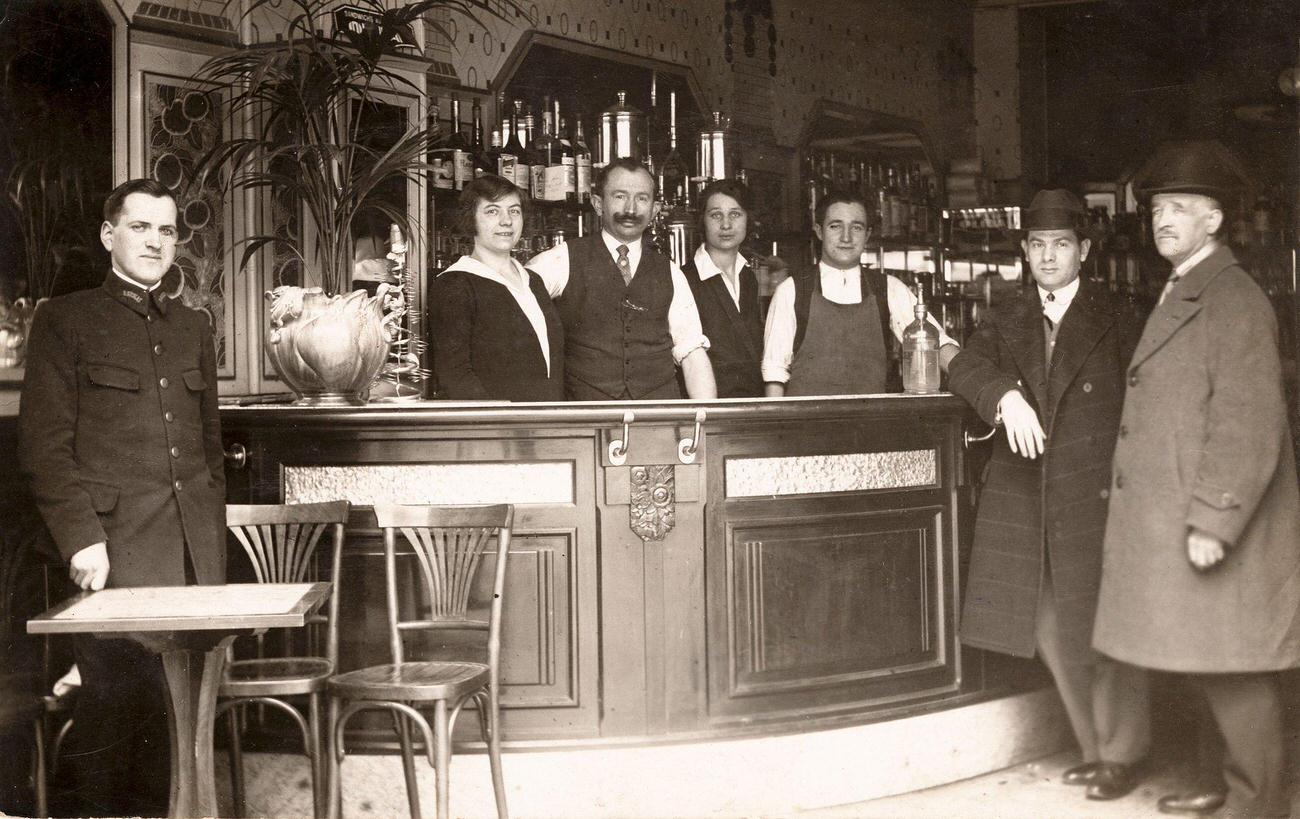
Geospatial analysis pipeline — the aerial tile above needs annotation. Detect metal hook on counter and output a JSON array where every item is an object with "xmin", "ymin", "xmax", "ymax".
[
  {"xmin": 964, "ymin": 425, "xmax": 998, "ymax": 448},
  {"xmin": 608, "ymin": 410, "xmax": 634, "ymax": 466},
  {"xmin": 677, "ymin": 408, "xmax": 706, "ymax": 464}
]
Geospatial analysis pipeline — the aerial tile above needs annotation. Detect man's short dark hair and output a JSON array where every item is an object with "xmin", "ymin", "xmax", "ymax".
[
  {"xmin": 593, "ymin": 157, "xmax": 656, "ymax": 199},
  {"xmin": 454, "ymin": 174, "xmax": 526, "ymax": 238},
  {"xmin": 696, "ymin": 178, "xmax": 753, "ymax": 222},
  {"xmin": 103, "ymin": 179, "xmax": 177, "ymax": 224},
  {"xmin": 814, "ymin": 189, "xmax": 869, "ymax": 227}
]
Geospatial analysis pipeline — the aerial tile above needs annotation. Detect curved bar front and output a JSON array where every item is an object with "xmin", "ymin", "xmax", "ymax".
[{"xmin": 221, "ymin": 394, "xmax": 1033, "ymax": 752}]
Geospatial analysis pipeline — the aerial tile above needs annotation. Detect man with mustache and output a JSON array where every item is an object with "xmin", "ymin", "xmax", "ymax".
[
  {"xmin": 679, "ymin": 178, "xmax": 764, "ymax": 397},
  {"xmin": 19, "ymin": 178, "xmax": 227, "ymax": 816},
  {"xmin": 762, "ymin": 190, "xmax": 958, "ymax": 396},
  {"xmin": 1092, "ymin": 141, "xmax": 1300, "ymax": 818},
  {"xmin": 529, "ymin": 157, "xmax": 717, "ymax": 400}
]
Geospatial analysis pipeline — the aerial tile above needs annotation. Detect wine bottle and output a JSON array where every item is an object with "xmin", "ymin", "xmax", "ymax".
[
  {"xmin": 525, "ymin": 108, "xmax": 546, "ymax": 201},
  {"xmin": 448, "ymin": 95, "xmax": 473, "ymax": 191},
  {"xmin": 504, "ymin": 100, "xmax": 530, "ymax": 191},
  {"xmin": 657, "ymin": 90, "xmax": 688, "ymax": 211},
  {"xmin": 574, "ymin": 117, "xmax": 592, "ymax": 204},
  {"xmin": 554, "ymin": 99, "xmax": 576, "ymax": 203},
  {"xmin": 495, "ymin": 92, "xmax": 518, "ymax": 187}
]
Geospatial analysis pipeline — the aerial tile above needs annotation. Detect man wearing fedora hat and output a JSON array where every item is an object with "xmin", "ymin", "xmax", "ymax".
[
  {"xmin": 1093, "ymin": 140, "xmax": 1300, "ymax": 817},
  {"xmin": 950, "ymin": 188, "xmax": 1151, "ymax": 802}
]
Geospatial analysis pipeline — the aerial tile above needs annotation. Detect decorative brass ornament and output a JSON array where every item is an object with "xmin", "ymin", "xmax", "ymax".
[{"xmin": 629, "ymin": 465, "xmax": 675, "ymax": 542}]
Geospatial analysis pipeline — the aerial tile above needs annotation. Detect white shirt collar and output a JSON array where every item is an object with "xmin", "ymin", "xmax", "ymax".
[
  {"xmin": 601, "ymin": 230, "xmax": 642, "ymax": 257},
  {"xmin": 692, "ymin": 244, "xmax": 748, "ymax": 282},
  {"xmin": 818, "ymin": 261, "xmax": 859, "ymax": 281},
  {"xmin": 1038, "ymin": 276, "xmax": 1080, "ymax": 313},
  {"xmin": 1172, "ymin": 240, "xmax": 1218, "ymax": 279},
  {"xmin": 112, "ymin": 266, "xmax": 161, "ymax": 292},
  {"xmin": 443, "ymin": 254, "xmax": 530, "ymax": 290}
]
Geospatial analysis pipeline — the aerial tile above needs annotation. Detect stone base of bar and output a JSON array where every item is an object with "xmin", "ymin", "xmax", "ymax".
[{"xmin": 226, "ymin": 687, "xmax": 1069, "ymax": 818}]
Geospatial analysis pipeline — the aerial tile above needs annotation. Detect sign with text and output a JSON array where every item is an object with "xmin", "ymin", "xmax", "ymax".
[{"xmin": 332, "ymin": 5, "xmax": 420, "ymax": 52}]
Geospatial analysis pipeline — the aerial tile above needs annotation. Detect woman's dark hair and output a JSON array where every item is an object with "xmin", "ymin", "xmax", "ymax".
[
  {"xmin": 696, "ymin": 178, "xmax": 753, "ymax": 222},
  {"xmin": 454, "ymin": 174, "xmax": 525, "ymax": 238}
]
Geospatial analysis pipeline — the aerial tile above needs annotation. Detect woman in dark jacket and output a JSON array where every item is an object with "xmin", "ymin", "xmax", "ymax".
[{"xmin": 429, "ymin": 175, "xmax": 564, "ymax": 401}]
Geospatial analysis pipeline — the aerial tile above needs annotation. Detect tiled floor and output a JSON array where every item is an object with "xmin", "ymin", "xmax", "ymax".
[{"xmin": 216, "ymin": 746, "xmax": 1298, "ymax": 819}]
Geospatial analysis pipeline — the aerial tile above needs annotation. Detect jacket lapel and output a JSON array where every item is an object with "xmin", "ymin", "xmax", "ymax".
[
  {"xmin": 1044, "ymin": 280, "xmax": 1115, "ymax": 425},
  {"xmin": 1128, "ymin": 245, "xmax": 1234, "ymax": 371},
  {"xmin": 998, "ymin": 288, "xmax": 1049, "ymax": 414}
]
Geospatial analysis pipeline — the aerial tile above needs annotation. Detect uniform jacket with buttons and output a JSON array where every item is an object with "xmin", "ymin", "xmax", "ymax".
[
  {"xmin": 949, "ymin": 278, "xmax": 1144, "ymax": 660},
  {"xmin": 1093, "ymin": 245, "xmax": 1300, "ymax": 672},
  {"xmin": 18, "ymin": 274, "xmax": 227, "ymax": 588}
]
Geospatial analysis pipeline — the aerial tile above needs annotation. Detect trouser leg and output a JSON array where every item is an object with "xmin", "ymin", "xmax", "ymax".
[
  {"xmin": 1193, "ymin": 672, "xmax": 1288, "ymax": 818},
  {"xmin": 1091, "ymin": 654, "xmax": 1150, "ymax": 765},
  {"xmin": 64, "ymin": 635, "xmax": 169, "ymax": 818},
  {"xmin": 1036, "ymin": 568, "xmax": 1100, "ymax": 762}
]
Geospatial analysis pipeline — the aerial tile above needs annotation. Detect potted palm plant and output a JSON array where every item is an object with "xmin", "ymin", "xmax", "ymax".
[{"xmin": 192, "ymin": 0, "xmax": 519, "ymax": 404}]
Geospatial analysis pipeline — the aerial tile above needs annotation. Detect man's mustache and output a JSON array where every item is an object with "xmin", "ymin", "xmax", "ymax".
[{"xmin": 614, "ymin": 214, "xmax": 643, "ymax": 223}]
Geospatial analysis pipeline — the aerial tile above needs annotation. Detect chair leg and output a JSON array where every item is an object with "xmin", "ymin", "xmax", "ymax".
[
  {"xmin": 326, "ymin": 697, "xmax": 341, "ymax": 819},
  {"xmin": 308, "ymin": 693, "xmax": 324, "ymax": 819},
  {"xmin": 433, "ymin": 700, "xmax": 451, "ymax": 819},
  {"xmin": 392, "ymin": 708, "xmax": 421, "ymax": 819},
  {"xmin": 33, "ymin": 715, "xmax": 47, "ymax": 819},
  {"xmin": 226, "ymin": 704, "xmax": 247, "ymax": 818},
  {"xmin": 50, "ymin": 717, "xmax": 73, "ymax": 778},
  {"xmin": 485, "ymin": 689, "xmax": 508, "ymax": 819}
]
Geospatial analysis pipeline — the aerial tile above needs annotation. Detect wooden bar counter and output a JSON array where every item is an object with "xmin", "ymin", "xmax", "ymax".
[{"xmin": 219, "ymin": 393, "xmax": 1019, "ymax": 751}]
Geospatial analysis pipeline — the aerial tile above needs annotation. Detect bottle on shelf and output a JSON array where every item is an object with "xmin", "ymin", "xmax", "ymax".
[
  {"xmin": 447, "ymin": 95, "xmax": 473, "ymax": 191},
  {"xmin": 504, "ymin": 100, "xmax": 530, "ymax": 192},
  {"xmin": 496, "ymin": 92, "xmax": 518, "ymax": 186},
  {"xmin": 529, "ymin": 104, "xmax": 552, "ymax": 201},
  {"xmin": 573, "ymin": 117, "xmax": 592, "ymax": 204},
  {"xmin": 901, "ymin": 282, "xmax": 941, "ymax": 394},
  {"xmin": 554, "ymin": 100, "xmax": 576, "ymax": 204},
  {"xmin": 658, "ymin": 90, "xmax": 689, "ymax": 212}
]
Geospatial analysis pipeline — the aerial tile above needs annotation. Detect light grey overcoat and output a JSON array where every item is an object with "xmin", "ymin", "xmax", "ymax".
[{"xmin": 1092, "ymin": 245, "xmax": 1300, "ymax": 673}]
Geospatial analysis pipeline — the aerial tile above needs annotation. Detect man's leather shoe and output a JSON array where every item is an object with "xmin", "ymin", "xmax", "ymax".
[
  {"xmin": 1156, "ymin": 791, "xmax": 1226, "ymax": 815},
  {"xmin": 1061, "ymin": 761, "xmax": 1105, "ymax": 785},
  {"xmin": 1085, "ymin": 761, "xmax": 1142, "ymax": 800}
]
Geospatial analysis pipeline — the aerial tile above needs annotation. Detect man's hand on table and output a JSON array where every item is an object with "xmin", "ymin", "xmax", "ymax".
[{"xmin": 70, "ymin": 542, "xmax": 110, "ymax": 590}]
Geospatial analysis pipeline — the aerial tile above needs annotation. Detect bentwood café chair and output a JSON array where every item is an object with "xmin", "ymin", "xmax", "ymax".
[
  {"xmin": 327, "ymin": 503, "xmax": 513, "ymax": 819},
  {"xmin": 221, "ymin": 501, "xmax": 350, "ymax": 818}
]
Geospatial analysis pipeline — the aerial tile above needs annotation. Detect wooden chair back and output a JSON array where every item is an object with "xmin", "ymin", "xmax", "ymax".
[
  {"xmin": 371, "ymin": 504, "xmax": 513, "ymax": 679},
  {"xmin": 225, "ymin": 501, "xmax": 350, "ymax": 667}
]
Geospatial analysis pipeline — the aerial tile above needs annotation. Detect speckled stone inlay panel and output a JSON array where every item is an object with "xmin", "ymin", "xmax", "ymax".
[
  {"xmin": 725, "ymin": 450, "xmax": 936, "ymax": 498},
  {"xmin": 283, "ymin": 463, "xmax": 574, "ymax": 505}
]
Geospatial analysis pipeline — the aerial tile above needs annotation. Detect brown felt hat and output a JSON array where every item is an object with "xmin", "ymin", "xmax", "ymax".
[
  {"xmin": 1018, "ymin": 189, "xmax": 1091, "ymax": 240},
  {"xmin": 1135, "ymin": 139, "xmax": 1248, "ymax": 201}
]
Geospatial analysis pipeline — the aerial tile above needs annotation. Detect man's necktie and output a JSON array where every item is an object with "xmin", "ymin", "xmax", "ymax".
[
  {"xmin": 1042, "ymin": 292, "xmax": 1056, "ymax": 329},
  {"xmin": 739, "ymin": 265, "xmax": 757, "ymax": 316},
  {"xmin": 1159, "ymin": 271, "xmax": 1181, "ymax": 305},
  {"xmin": 616, "ymin": 244, "xmax": 632, "ymax": 286}
]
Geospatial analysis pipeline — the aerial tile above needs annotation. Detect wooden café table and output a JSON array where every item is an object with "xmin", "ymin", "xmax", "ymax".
[{"xmin": 28, "ymin": 582, "xmax": 331, "ymax": 818}]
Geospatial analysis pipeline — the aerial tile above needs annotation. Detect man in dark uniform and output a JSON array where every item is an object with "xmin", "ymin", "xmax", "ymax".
[
  {"xmin": 528, "ymin": 157, "xmax": 717, "ymax": 400},
  {"xmin": 762, "ymin": 190, "xmax": 959, "ymax": 396},
  {"xmin": 680, "ymin": 178, "xmax": 764, "ymax": 398},
  {"xmin": 18, "ymin": 178, "xmax": 227, "ymax": 817},
  {"xmin": 949, "ymin": 189, "xmax": 1150, "ymax": 803}
]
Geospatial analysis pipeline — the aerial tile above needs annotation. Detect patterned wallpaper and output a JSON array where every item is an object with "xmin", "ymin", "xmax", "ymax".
[{"xmin": 125, "ymin": 1, "xmax": 977, "ymax": 162}]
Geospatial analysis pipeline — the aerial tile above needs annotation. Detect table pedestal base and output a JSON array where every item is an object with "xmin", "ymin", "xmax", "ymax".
[{"xmin": 157, "ymin": 636, "xmax": 236, "ymax": 818}]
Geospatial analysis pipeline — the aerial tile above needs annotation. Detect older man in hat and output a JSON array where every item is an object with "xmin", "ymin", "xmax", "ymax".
[
  {"xmin": 1093, "ymin": 141, "xmax": 1300, "ymax": 817},
  {"xmin": 950, "ymin": 189, "xmax": 1150, "ymax": 802}
]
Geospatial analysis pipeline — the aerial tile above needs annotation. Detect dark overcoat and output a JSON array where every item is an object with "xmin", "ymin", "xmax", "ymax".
[
  {"xmin": 1093, "ymin": 246, "xmax": 1300, "ymax": 672},
  {"xmin": 18, "ymin": 274, "xmax": 227, "ymax": 588},
  {"xmin": 950, "ymin": 280, "xmax": 1143, "ymax": 660}
]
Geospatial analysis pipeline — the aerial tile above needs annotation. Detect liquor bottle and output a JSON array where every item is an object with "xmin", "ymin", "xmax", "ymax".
[
  {"xmin": 901, "ymin": 283, "xmax": 941, "ymax": 394},
  {"xmin": 448, "ymin": 95, "xmax": 473, "ymax": 191},
  {"xmin": 485, "ymin": 128, "xmax": 502, "ymax": 180},
  {"xmin": 554, "ymin": 101, "xmax": 576, "ymax": 203},
  {"xmin": 657, "ymin": 91, "xmax": 688, "ymax": 210},
  {"xmin": 526, "ymin": 108, "xmax": 547, "ymax": 201},
  {"xmin": 495, "ymin": 93, "xmax": 518, "ymax": 186},
  {"xmin": 470, "ymin": 97, "xmax": 484, "ymax": 151},
  {"xmin": 504, "ymin": 100, "xmax": 530, "ymax": 191},
  {"xmin": 573, "ymin": 117, "xmax": 592, "ymax": 204}
]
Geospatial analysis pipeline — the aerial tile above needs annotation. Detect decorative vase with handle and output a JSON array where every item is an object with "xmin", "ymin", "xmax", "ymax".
[
  {"xmin": 0, "ymin": 297, "xmax": 41, "ymax": 369},
  {"xmin": 265, "ymin": 285, "xmax": 392, "ymax": 406}
]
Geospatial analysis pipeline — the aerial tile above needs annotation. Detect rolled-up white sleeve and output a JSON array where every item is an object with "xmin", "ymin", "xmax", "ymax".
[
  {"xmin": 885, "ymin": 274, "xmax": 958, "ymax": 348},
  {"xmin": 525, "ymin": 243, "xmax": 572, "ymax": 298},
  {"xmin": 761, "ymin": 276, "xmax": 798, "ymax": 383},
  {"xmin": 667, "ymin": 260, "xmax": 710, "ymax": 363}
]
